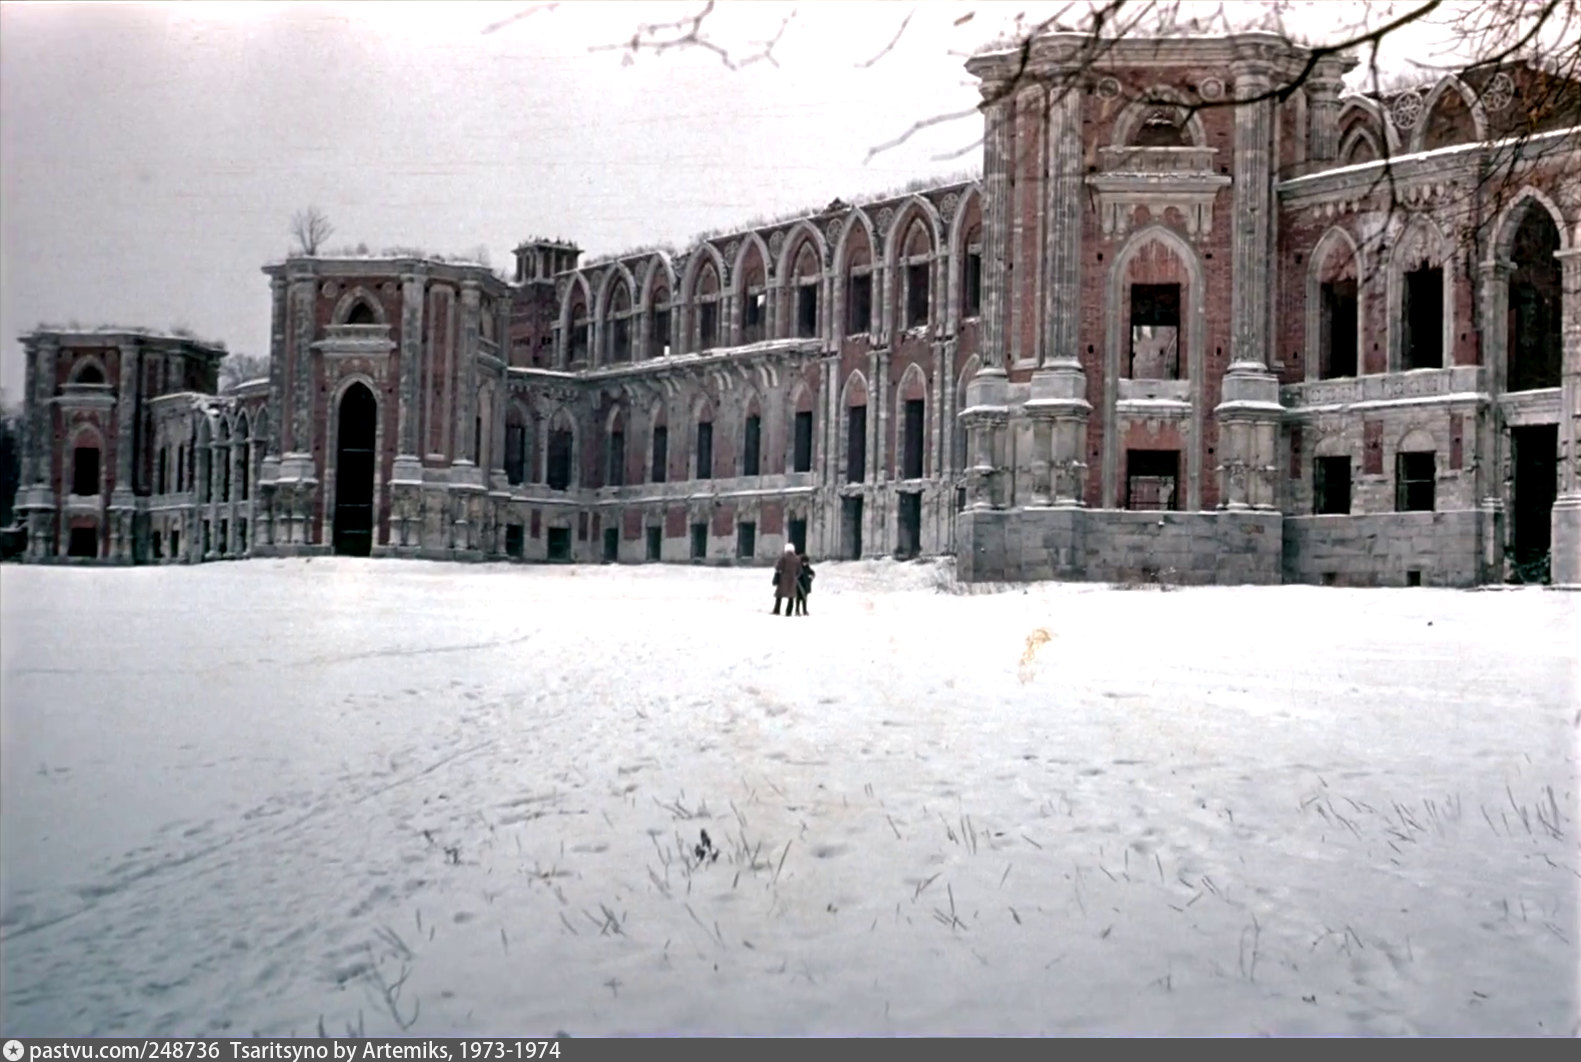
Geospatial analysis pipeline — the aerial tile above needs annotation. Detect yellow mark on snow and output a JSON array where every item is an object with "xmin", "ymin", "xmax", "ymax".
[{"xmin": 1017, "ymin": 627, "xmax": 1054, "ymax": 684}]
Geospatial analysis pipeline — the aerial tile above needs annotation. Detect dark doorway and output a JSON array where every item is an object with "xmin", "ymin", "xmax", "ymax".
[
  {"xmin": 67, "ymin": 526, "xmax": 98, "ymax": 558},
  {"xmin": 690, "ymin": 522, "xmax": 708, "ymax": 561},
  {"xmin": 505, "ymin": 524, "xmax": 524, "ymax": 558},
  {"xmin": 646, "ymin": 526, "xmax": 662, "ymax": 561},
  {"xmin": 602, "ymin": 526, "xmax": 619, "ymax": 563},
  {"xmin": 1402, "ymin": 267, "xmax": 1443, "ymax": 370},
  {"xmin": 547, "ymin": 526, "xmax": 572, "ymax": 561},
  {"xmin": 902, "ymin": 399, "xmax": 925, "ymax": 479},
  {"xmin": 1511, "ymin": 424, "xmax": 1557, "ymax": 571},
  {"xmin": 792, "ymin": 411, "xmax": 813, "ymax": 473},
  {"xmin": 1125, "ymin": 450, "xmax": 1180, "ymax": 511},
  {"xmin": 788, "ymin": 517, "xmax": 807, "ymax": 555},
  {"xmin": 897, "ymin": 491, "xmax": 922, "ymax": 558},
  {"xmin": 1507, "ymin": 205, "xmax": 1563, "ymax": 392},
  {"xmin": 841, "ymin": 496, "xmax": 863, "ymax": 559},
  {"xmin": 1320, "ymin": 279, "xmax": 1358, "ymax": 378},
  {"xmin": 333, "ymin": 383, "xmax": 377, "ymax": 556}
]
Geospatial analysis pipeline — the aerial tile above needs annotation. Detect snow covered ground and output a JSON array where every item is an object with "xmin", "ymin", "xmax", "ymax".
[{"xmin": 0, "ymin": 558, "xmax": 1576, "ymax": 1037}]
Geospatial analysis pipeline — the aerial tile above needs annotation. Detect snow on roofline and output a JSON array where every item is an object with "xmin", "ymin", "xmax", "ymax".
[{"xmin": 1278, "ymin": 125, "xmax": 1580, "ymax": 192}]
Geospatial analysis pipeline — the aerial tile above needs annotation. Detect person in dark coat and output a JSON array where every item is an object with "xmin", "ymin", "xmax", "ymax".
[
  {"xmin": 794, "ymin": 552, "xmax": 815, "ymax": 615},
  {"xmin": 772, "ymin": 542, "xmax": 802, "ymax": 616}
]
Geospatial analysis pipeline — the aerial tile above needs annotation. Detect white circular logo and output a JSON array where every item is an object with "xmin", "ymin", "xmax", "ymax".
[{"xmin": 3, "ymin": 1040, "xmax": 25, "ymax": 1062}]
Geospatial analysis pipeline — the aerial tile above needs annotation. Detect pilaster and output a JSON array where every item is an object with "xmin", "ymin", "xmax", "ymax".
[
  {"xmin": 109, "ymin": 340, "xmax": 141, "ymax": 561},
  {"xmin": 1551, "ymin": 248, "xmax": 1581, "ymax": 585},
  {"xmin": 961, "ymin": 84, "xmax": 1015, "ymax": 510},
  {"xmin": 1305, "ymin": 75, "xmax": 1345, "ymax": 168},
  {"xmin": 1043, "ymin": 83, "xmax": 1083, "ymax": 367}
]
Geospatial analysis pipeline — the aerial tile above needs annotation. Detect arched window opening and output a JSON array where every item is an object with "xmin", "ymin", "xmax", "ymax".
[
  {"xmin": 569, "ymin": 302, "xmax": 590, "ymax": 364},
  {"xmin": 961, "ymin": 223, "xmax": 983, "ymax": 319},
  {"xmin": 791, "ymin": 243, "xmax": 820, "ymax": 339},
  {"xmin": 505, "ymin": 410, "xmax": 529, "ymax": 486},
  {"xmin": 650, "ymin": 287, "xmax": 672, "ymax": 359},
  {"xmin": 74, "ymin": 362, "xmax": 105, "ymax": 385},
  {"xmin": 72, "ymin": 445, "xmax": 101, "ymax": 496},
  {"xmin": 899, "ymin": 219, "xmax": 933, "ymax": 330},
  {"xmin": 606, "ymin": 416, "xmax": 626, "ymax": 487},
  {"xmin": 1129, "ymin": 284, "xmax": 1181, "ymax": 379},
  {"xmin": 607, "ymin": 283, "xmax": 633, "ymax": 363},
  {"xmin": 1507, "ymin": 204, "xmax": 1562, "ymax": 392},
  {"xmin": 1134, "ymin": 109, "xmax": 1188, "ymax": 148},
  {"xmin": 694, "ymin": 407, "xmax": 714, "ymax": 480},
  {"xmin": 346, "ymin": 300, "xmax": 378, "ymax": 325}
]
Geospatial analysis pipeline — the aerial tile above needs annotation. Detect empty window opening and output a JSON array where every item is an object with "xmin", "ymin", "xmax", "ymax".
[
  {"xmin": 897, "ymin": 491, "xmax": 922, "ymax": 559},
  {"xmin": 956, "ymin": 487, "xmax": 967, "ymax": 513},
  {"xmin": 1395, "ymin": 450, "xmax": 1436, "ymax": 512},
  {"xmin": 1321, "ymin": 571, "xmax": 1338, "ymax": 586},
  {"xmin": 238, "ymin": 449, "xmax": 250, "ymax": 500},
  {"xmin": 570, "ymin": 314, "xmax": 589, "ymax": 363},
  {"xmin": 690, "ymin": 521, "xmax": 708, "ymax": 560},
  {"xmin": 346, "ymin": 301, "xmax": 378, "ymax": 326},
  {"xmin": 505, "ymin": 421, "xmax": 527, "ymax": 485},
  {"xmin": 788, "ymin": 517, "xmax": 807, "ymax": 555},
  {"xmin": 546, "ymin": 526, "xmax": 572, "ymax": 561},
  {"xmin": 651, "ymin": 425, "xmax": 668, "ymax": 483},
  {"xmin": 474, "ymin": 416, "xmax": 483, "ymax": 468},
  {"xmin": 578, "ymin": 512, "xmax": 589, "ymax": 541},
  {"xmin": 156, "ymin": 450, "xmax": 167, "ymax": 495},
  {"xmin": 1319, "ymin": 279, "xmax": 1358, "ymax": 378},
  {"xmin": 1135, "ymin": 111, "xmax": 1188, "ymax": 147},
  {"xmin": 651, "ymin": 305, "xmax": 672, "ymax": 359},
  {"xmin": 906, "ymin": 263, "xmax": 930, "ymax": 328},
  {"xmin": 238, "ymin": 521, "xmax": 247, "ymax": 555},
  {"xmin": 170, "ymin": 529, "xmax": 179, "ymax": 557},
  {"xmin": 1129, "ymin": 284, "xmax": 1181, "ymax": 379},
  {"xmin": 792, "ymin": 411, "xmax": 814, "ymax": 473},
  {"xmin": 902, "ymin": 399, "xmax": 925, "ymax": 480},
  {"xmin": 219, "ymin": 520, "xmax": 229, "ymax": 553},
  {"xmin": 72, "ymin": 447, "xmax": 100, "ymax": 496},
  {"xmin": 74, "ymin": 363, "xmax": 105, "ymax": 385},
  {"xmin": 846, "ymin": 405, "xmax": 867, "ymax": 483},
  {"xmin": 695, "ymin": 421, "xmax": 713, "ymax": 480},
  {"xmin": 1402, "ymin": 267, "xmax": 1443, "ymax": 370},
  {"xmin": 203, "ymin": 521, "xmax": 212, "ymax": 556},
  {"xmin": 546, "ymin": 428, "xmax": 573, "ymax": 491},
  {"xmin": 153, "ymin": 531, "xmax": 163, "ymax": 559},
  {"xmin": 743, "ymin": 291, "xmax": 766, "ymax": 344},
  {"xmin": 737, "ymin": 521, "xmax": 756, "ymax": 559},
  {"xmin": 743, "ymin": 415, "xmax": 761, "ymax": 476},
  {"xmin": 1125, "ymin": 449, "xmax": 1180, "ymax": 511},
  {"xmin": 699, "ymin": 302, "xmax": 718, "ymax": 350},
  {"xmin": 1507, "ymin": 208, "xmax": 1563, "ymax": 392},
  {"xmin": 68, "ymin": 526, "xmax": 97, "ymax": 558},
  {"xmin": 1405, "ymin": 569, "xmax": 1422, "ymax": 587},
  {"xmin": 602, "ymin": 526, "xmax": 619, "ymax": 563},
  {"xmin": 505, "ymin": 524, "xmax": 524, "ymax": 558},
  {"xmin": 1313, "ymin": 455, "xmax": 1352, "ymax": 515},
  {"xmin": 606, "ymin": 429, "xmax": 625, "ymax": 487},
  {"xmin": 797, "ymin": 284, "xmax": 819, "ymax": 338},
  {"xmin": 645, "ymin": 526, "xmax": 662, "ymax": 561},
  {"xmin": 611, "ymin": 317, "xmax": 631, "ymax": 362},
  {"xmin": 1511, "ymin": 424, "xmax": 1557, "ymax": 570},
  {"xmin": 964, "ymin": 248, "xmax": 983, "ymax": 317},
  {"xmin": 848, "ymin": 274, "xmax": 873, "ymax": 334}
]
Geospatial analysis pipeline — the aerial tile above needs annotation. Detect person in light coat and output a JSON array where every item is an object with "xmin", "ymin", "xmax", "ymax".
[{"xmin": 772, "ymin": 542, "xmax": 803, "ymax": 616}]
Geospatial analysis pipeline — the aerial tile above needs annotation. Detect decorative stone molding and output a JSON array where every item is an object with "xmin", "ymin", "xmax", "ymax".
[
  {"xmin": 939, "ymin": 192, "xmax": 960, "ymax": 220},
  {"xmin": 1096, "ymin": 77, "xmax": 1121, "ymax": 99},
  {"xmin": 769, "ymin": 231, "xmax": 786, "ymax": 257},
  {"xmin": 1480, "ymin": 71, "xmax": 1514, "ymax": 112},
  {"xmin": 1390, "ymin": 91, "xmax": 1423, "ymax": 130},
  {"xmin": 1198, "ymin": 76, "xmax": 1224, "ymax": 100},
  {"xmin": 1086, "ymin": 169, "xmax": 1232, "ymax": 240}
]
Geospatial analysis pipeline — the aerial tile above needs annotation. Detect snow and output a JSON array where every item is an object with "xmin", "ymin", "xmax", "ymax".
[{"xmin": 1, "ymin": 559, "xmax": 1576, "ymax": 1037}]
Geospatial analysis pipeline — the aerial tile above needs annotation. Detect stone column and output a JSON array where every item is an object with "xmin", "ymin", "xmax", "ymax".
[
  {"xmin": 962, "ymin": 84, "xmax": 1014, "ymax": 510},
  {"xmin": 1305, "ymin": 75, "xmax": 1345, "ymax": 167},
  {"xmin": 1217, "ymin": 59, "xmax": 1283, "ymax": 510},
  {"xmin": 19, "ymin": 336, "xmax": 57, "ymax": 560},
  {"xmin": 455, "ymin": 280, "xmax": 482, "ymax": 467},
  {"xmin": 1551, "ymin": 248, "xmax": 1581, "ymax": 586},
  {"xmin": 266, "ymin": 277, "xmax": 288, "ymax": 459},
  {"xmin": 107, "ymin": 340, "xmax": 141, "ymax": 561}
]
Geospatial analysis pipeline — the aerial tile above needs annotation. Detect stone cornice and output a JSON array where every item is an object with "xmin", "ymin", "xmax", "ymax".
[
  {"xmin": 20, "ymin": 329, "xmax": 228, "ymax": 361},
  {"xmin": 263, "ymin": 256, "xmax": 511, "ymax": 296},
  {"xmin": 968, "ymin": 32, "xmax": 1352, "ymax": 84}
]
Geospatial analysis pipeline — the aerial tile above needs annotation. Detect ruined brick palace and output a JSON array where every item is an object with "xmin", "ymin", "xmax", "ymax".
[{"xmin": 13, "ymin": 33, "xmax": 1581, "ymax": 585}]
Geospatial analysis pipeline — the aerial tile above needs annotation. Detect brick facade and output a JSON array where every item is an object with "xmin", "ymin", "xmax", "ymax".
[{"xmin": 13, "ymin": 35, "xmax": 1581, "ymax": 586}]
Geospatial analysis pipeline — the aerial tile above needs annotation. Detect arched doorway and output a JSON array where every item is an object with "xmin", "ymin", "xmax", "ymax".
[{"xmin": 333, "ymin": 383, "xmax": 377, "ymax": 556}]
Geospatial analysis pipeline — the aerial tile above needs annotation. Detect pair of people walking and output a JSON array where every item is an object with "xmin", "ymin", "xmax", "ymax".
[{"xmin": 772, "ymin": 542, "xmax": 815, "ymax": 616}]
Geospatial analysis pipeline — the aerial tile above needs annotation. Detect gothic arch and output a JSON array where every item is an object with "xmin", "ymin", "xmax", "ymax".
[
  {"xmin": 1489, "ymin": 185, "xmax": 1572, "ymax": 260},
  {"xmin": 774, "ymin": 220, "xmax": 829, "ymax": 280},
  {"xmin": 731, "ymin": 232, "xmax": 774, "ymax": 287},
  {"xmin": 1304, "ymin": 225, "xmax": 1367, "ymax": 381},
  {"xmin": 832, "ymin": 208, "xmax": 878, "ymax": 272},
  {"xmin": 1337, "ymin": 124, "xmax": 1383, "ymax": 166},
  {"xmin": 1336, "ymin": 96, "xmax": 1401, "ymax": 155},
  {"xmin": 680, "ymin": 243, "xmax": 728, "ymax": 304},
  {"xmin": 1412, "ymin": 76, "xmax": 1488, "ymax": 153},
  {"xmin": 953, "ymin": 354, "xmax": 980, "ymax": 475},
  {"xmin": 881, "ymin": 196, "xmax": 944, "ymax": 267},
  {"xmin": 594, "ymin": 262, "xmax": 640, "ymax": 324},
  {"xmin": 894, "ymin": 362, "xmax": 930, "ymax": 479},
  {"xmin": 1102, "ymin": 223, "xmax": 1207, "ymax": 510},
  {"xmin": 638, "ymin": 253, "xmax": 678, "ymax": 310},
  {"xmin": 68, "ymin": 356, "xmax": 108, "ymax": 385},
  {"xmin": 1111, "ymin": 85, "xmax": 1208, "ymax": 148},
  {"xmin": 332, "ymin": 287, "xmax": 389, "ymax": 326},
  {"xmin": 1387, "ymin": 214, "xmax": 1457, "ymax": 372}
]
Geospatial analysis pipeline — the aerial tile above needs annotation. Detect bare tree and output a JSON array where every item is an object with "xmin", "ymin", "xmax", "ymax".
[
  {"xmin": 218, "ymin": 352, "xmax": 271, "ymax": 393},
  {"xmin": 290, "ymin": 206, "xmax": 335, "ymax": 256}
]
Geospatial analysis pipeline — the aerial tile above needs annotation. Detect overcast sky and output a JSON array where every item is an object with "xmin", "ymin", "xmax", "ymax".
[{"xmin": 0, "ymin": 1, "xmax": 1467, "ymax": 403}]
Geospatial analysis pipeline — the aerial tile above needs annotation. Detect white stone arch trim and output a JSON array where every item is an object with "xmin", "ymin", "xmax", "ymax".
[
  {"xmin": 557, "ymin": 273, "xmax": 595, "ymax": 365},
  {"xmin": 775, "ymin": 220, "xmax": 830, "ymax": 279},
  {"xmin": 836, "ymin": 368, "xmax": 872, "ymax": 484},
  {"xmin": 881, "ymin": 195, "xmax": 945, "ymax": 265},
  {"xmin": 331, "ymin": 286, "xmax": 389, "ymax": 326},
  {"xmin": 679, "ymin": 244, "xmax": 728, "ymax": 353},
  {"xmin": 67, "ymin": 354, "xmax": 110, "ymax": 385},
  {"xmin": 1337, "ymin": 124, "xmax": 1383, "ymax": 165},
  {"xmin": 892, "ymin": 361, "xmax": 931, "ymax": 479},
  {"xmin": 1488, "ymin": 184, "xmax": 1572, "ymax": 262},
  {"xmin": 1337, "ymin": 96, "xmax": 1402, "ymax": 154},
  {"xmin": 323, "ymin": 374, "xmax": 386, "ymax": 547},
  {"xmin": 953, "ymin": 353, "xmax": 981, "ymax": 476},
  {"xmin": 731, "ymin": 231, "xmax": 775, "ymax": 287},
  {"xmin": 1110, "ymin": 84, "xmax": 1209, "ymax": 148},
  {"xmin": 1387, "ymin": 214, "xmax": 1457, "ymax": 372},
  {"xmin": 884, "ymin": 196, "xmax": 947, "ymax": 336},
  {"xmin": 1312, "ymin": 431, "xmax": 1352, "ymax": 458},
  {"xmin": 1101, "ymin": 223, "xmax": 1207, "ymax": 510},
  {"xmin": 593, "ymin": 263, "xmax": 640, "ymax": 366},
  {"xmin": 64, "ymin": 421, "xmax": 107, "ymax": 496},
  {"xmin": 680, "ymin": 243, "xmax": 728, "ymax": 302},
  {"xmin": 1410, "ymin": 75, "xmax": 1489, "ymax": 153},
  {"xmin": 833, "ymin": 208, "xmax": 879, "ymax": 272},
  {"xmin": 594, "ymin": 261, "xmax": 640, "ymax": 321},
  {"xmin": 1304, "ymin": 225, "xmax": 1367, "ymax": 381},
  {"xmin": 947, "ymin": 187, "xmax": 985, "ymax": 332},
  {"xmin": 638, "ymin": 253, "xmax": 678, "ymax": 309}
]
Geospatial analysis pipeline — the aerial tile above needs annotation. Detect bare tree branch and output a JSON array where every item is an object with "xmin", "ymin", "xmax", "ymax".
[
  {"xmin": 856, "ymin": 6, "xmax": 916, "ymax": 69},
  {"xmin": 290, "ymin": 207, "xmax": 334, "ymax": 257},
  {"xmin": 585, "ymin": 1, "xmax": 797, "ymax": 71}
]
